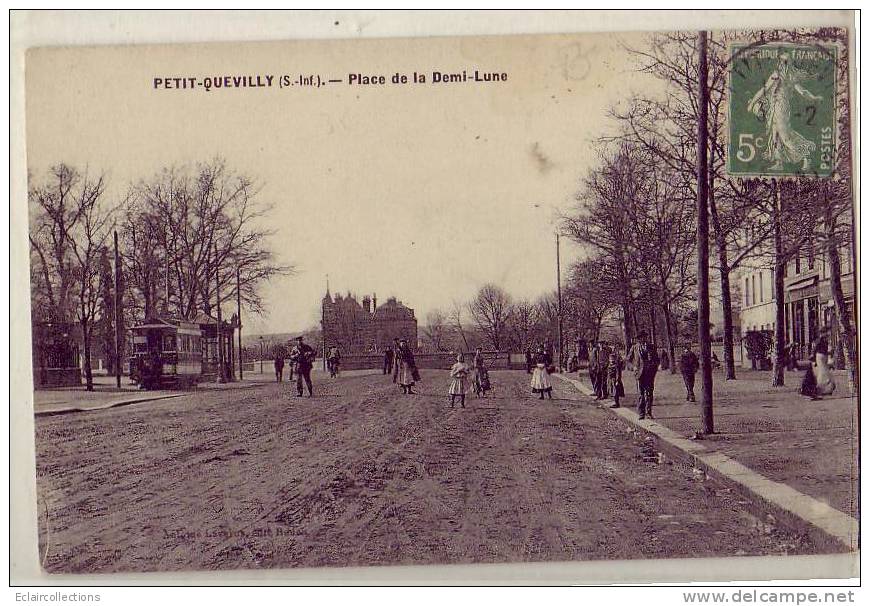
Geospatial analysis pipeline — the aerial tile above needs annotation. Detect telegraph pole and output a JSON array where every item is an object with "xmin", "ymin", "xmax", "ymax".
[
  {"xmin": 113, "ymin": 230, "xmax": 122, "ymax": 389},
  {"xmin": 556, "ymin": 232, "xmax": 563, "ymax": 372},
  {"xmin": 696, "ymin": 30, "xmax": 714, "ymax": 434},
  {"xmin": 236, "ymin": 266, "xmax": 243, "ymax": 381},
  {"xmin": 215, "ymin": 243, "xmax": 226, "ymax": 383}
]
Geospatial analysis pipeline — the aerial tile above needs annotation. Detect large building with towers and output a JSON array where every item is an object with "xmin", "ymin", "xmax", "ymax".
[{"xmin": 321, "ymin": 289, "xmax": 418, "ymax": 353}]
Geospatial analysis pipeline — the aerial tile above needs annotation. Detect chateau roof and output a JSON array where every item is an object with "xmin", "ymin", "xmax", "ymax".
[{"xmin": 372, "ymin": 297, "xmax": 415, "ymax": 320}]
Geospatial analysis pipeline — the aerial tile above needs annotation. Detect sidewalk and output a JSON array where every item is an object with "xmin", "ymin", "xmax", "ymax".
[{"xmin": 555, "ymin": 367, "xmax": 858, "ymax": 550}]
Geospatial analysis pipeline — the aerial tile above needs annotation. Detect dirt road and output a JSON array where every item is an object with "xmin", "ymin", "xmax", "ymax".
[{"xmin": 34, "ymin": 369, "xmax": 820, "ymax": 573}]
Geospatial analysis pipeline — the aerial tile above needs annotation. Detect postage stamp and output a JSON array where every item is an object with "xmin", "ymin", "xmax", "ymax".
[{"xmin": 727, "ymin": 42, "xmax": 838, "ymax": 178}]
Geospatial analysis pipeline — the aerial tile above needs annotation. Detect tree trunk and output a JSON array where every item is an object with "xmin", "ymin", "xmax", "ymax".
[
  {"xmin": 771, "ymin": 184, "xmax": 786, "ymax": 387},
  {"xmin": 663, "ymin": 302, "xmax": 677, "ymax": 375},
  {"xmin": 825, "ymin": 216, "xmax": 856, "ymax": 393},
  {"xmin": 717, "ymin": 241, "xmax": 737, "ymax": 379},
  {"xmin": 81, "ymin": 320, "xmax": 94, "ymax": 391}
]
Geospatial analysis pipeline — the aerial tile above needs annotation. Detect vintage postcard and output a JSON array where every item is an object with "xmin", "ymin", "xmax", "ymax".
[{"xmin": 12, "ymin": 10, "xmax": 859, "ymax": 584}]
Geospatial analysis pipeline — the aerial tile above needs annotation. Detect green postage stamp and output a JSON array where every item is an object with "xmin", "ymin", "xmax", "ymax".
[{"xmin": 727, "ymin": 42, "xmax": 838, "ymax": 178}]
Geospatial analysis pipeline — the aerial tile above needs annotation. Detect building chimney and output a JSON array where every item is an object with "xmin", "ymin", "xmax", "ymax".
[
  {"xmin": 362, "ymin": 295, "xmax": 371, "ymax": 314},
  {"xmin": 372, "ymin": 293, "xmax": 377, "ymax": 310}
]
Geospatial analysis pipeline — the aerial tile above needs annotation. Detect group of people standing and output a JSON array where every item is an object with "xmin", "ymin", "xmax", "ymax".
[
  {"xmin": 272, "ymin": 335, "xmax": 317, "ymax": 397},
  {"xmin": 448, "ymin": 347, "xmax": 492, "ymax": 407},
  {"xmin": 383, "ymin": 337, "xmax": 421, "ymax": 394},
  {"xmin": 582, "ymin": 333, "xmax": 703, "ymax": 420}
]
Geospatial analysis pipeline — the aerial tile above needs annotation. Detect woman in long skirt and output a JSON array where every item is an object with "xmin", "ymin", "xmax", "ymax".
[
  {"xmin": 530, "ymin": 345, "xmax": 553, "ymax": 399},
  {"xmin": 472, "ymin": 347, "xmax": 491, "ymax": 398},
  {"xmin": 449, "ymin": 353, "xmax": 470, "ymax": 408},
  {"xmin": 396, "ymin": 339, "xmax": 418, "ymax": 394},
  {"xmin": 802, "ymin": 337, "xmax": 835, "ymax": 399}
]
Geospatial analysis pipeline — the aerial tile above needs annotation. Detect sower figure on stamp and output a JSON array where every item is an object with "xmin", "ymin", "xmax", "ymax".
[
  {"xmin": 290, "ymin": 335, "xmax": 316, "ymax": 397},
  {"xmin": 628, "ymin": 331, "xmax": 658, "ymax": 419},
  {"xmin": 679, "ymin": 344, "xmax": 700, "ymax": 402}
]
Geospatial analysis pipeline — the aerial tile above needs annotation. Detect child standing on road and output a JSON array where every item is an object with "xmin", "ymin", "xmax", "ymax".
[{"xmin": 449, "ymin": 353, "xmax": 470, "ymax": 408}]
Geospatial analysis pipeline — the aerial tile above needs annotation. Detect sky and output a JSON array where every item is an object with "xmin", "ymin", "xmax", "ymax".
[{"xmin": 26, "ymin": 31, "xmax": 663, "ymax": 335}]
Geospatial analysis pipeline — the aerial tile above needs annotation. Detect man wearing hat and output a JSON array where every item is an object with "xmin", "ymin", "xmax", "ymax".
[
  {"xmin": 627, "ymin": 331, "xmax": 659, "ymax": 419},
  {"xmin": 289, "ymin": 335, "xmax": 317, "ymax": 397}
]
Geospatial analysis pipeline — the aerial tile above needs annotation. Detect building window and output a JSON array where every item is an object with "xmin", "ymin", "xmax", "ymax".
[
  {"xmin": 794, "ymin": 253, "xmax": 801, "ymax": 275},
  {"xmin": 807, "ymin": 244, "xmax": 815, "ymax": 269},
  {"xmin": 759, "ymin": 272, "xmax": 764, "ymax": 303},
  {"xmin": 751, "ymin": 274, "xmax": 756, "ymax": 305},
  {"xmin": 841, "ymin": 245, "xmax": 852, "ymax": 274},
  {"xmin": 745, "ymin": 277, "xmax": 750, "ymax": 307}
]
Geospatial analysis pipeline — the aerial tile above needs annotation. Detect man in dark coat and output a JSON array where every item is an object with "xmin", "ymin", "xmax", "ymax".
[
  {"xmin": 383, "ymin": 345, "xmax": 394, "ymax": 375},
  {"xmin": 290, "ymin": 335, "xmax": 316, "ymax": 397},
  {"xmin": 627, "ymin": 332, "xmax": 659, "ymax": 419},
  {"xmin": 524, "ymin": 347, "xmax": 533, "ymax": 374},
  {"xmin": 274, "ymin": 350, "xmax": 285, "ymax": 383},
  {"xmin": 679, "ymin": 344, "xmax": 700, "ymax": 402}
]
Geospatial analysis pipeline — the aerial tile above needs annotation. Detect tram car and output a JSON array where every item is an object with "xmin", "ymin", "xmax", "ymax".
[{"xmin": 129, "ymin": 318, "xmax": 203, "ymax": 389}]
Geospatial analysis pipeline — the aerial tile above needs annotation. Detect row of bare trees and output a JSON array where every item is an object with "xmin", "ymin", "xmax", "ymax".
[
  {"xmin": 29, "ymin": 158, "xmax": 291, "ymax": 390},
  {"xmin": 420, "ymin": 277, "xmax": 620, "ymax": 354},
  {"xmin": 562, "ymin": 28, "xmax": 855, "ymax": 389}
]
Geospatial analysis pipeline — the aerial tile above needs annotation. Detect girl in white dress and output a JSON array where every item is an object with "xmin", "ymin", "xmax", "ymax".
[
  {"xmin": 530, "ymin": 345, "xmax": 553, "ymax": 400},
  {"xmin": 448, "ymin": 353, "xmax": 470, "ymax": 408}
]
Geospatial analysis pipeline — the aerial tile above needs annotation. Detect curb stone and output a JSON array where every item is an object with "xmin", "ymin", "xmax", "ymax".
[{"xmin": 554, "ymin": 373, "xmax": 857, "ymax": 553}]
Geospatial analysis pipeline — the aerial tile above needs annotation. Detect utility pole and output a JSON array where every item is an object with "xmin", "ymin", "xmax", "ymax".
[
  {"xmin": 113, "ymin": 230, "xmax": 122, "ymax": 389},
  {"xmin": 556, "ymin": 232, "xmax": 563, "ymax": 372},
  {"xmin": 696, "ymin": 30, "xmax": 714, "ymax": 435},
  {"xmin": 237, "ymin": 266, "xmax": 243, "ymax": 381},
  {"xmin": 215, "ymin": 243, "xmax": 226, "ymax": 383}
]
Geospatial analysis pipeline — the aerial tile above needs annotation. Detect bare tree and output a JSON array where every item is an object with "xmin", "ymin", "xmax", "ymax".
[
  {"xmin": 422, "ymin": 309, "xmax": 448, "ymax": 352},
  {"xmin": 468, "ymin": 284, "xmax": 512, "ymax": 351},
  {"xmin": 564, "ymin": 258, "xmax": 619, "ymax": 344},
  {"xmin": 506, "ymin": 299, "xmax": 539, "ymax": 350},
  {"xmin": 122, "ymin": 158, "xmax": 293, "ymax": 323},
  {"xmin": 29, "ymin": 164, "xmax": 114, "ymax": 390},
  {"xmin": 448, "ymin": 299, "xmax": 470, "ymax": 352}
]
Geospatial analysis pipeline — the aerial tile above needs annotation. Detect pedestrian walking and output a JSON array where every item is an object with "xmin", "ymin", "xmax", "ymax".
[
  {"xmin": 472, "ymin": 347, "xmax": 491, "ymax": 398},
  {"xmin": 679, "ymin": 344, "xmax": 700, "ymax": 402},
  {"xmin": 606, "ymin": 349, "xmax": 625, "ymax": 408},
  {"xmin": 392, "ymin": 337, "xmax": 402, "ymax": 383},
  {"xmin": 290, "ymin": 335, "xmax": 316, "ymax": 397},
  {"xmin": 274, "ymin": 351, "xmax": 285, "ymax": 383},
  {"xmin": 660, "ymin": 349, "xmax": 670, "ymax": 371},
  {"xmin": 524, "ymin": 347, "xmax": 533, "ymax": 374},
  {"xmin": 530, "ymin": 344, "xmax": 553, "ymax": 400},
  {"xmin": 800, "ymin": 336, "xmax": 836, "ymax": 400},
  {"xmin": 597, "ymin": 340, "xmax": 612, "ymax": 399},
  {"xmin": 327, "ymin": 345, "xmax": 341, "ymax": 378},
  {"xmin": 449, "ymin": 353, "xmax": 470, "ymax": 408},
  {"xmin": 396, "ymin": 338, "xmax": 419, "ymax": 394},
  {"xmin": 627, "ymin": 332, "xmax": 658, "ymax": 419},
  {"xmin": 589, "ymin": 340, "xmax": 601, "ymax": 398},
  {"xmin": 383, "ymin": 345, "xmax": 394, "ymax": 375}
]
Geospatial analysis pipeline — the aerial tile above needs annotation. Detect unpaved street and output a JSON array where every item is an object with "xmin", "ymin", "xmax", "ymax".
[{"xmin": 35, "ymin": 370, "xmax": 818, "ymax": 573}]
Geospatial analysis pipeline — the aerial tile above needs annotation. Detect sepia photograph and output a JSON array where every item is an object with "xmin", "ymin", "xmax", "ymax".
[{"xmin": 11, "ymin": 9, "xmax": 859, "ymax": 585}]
